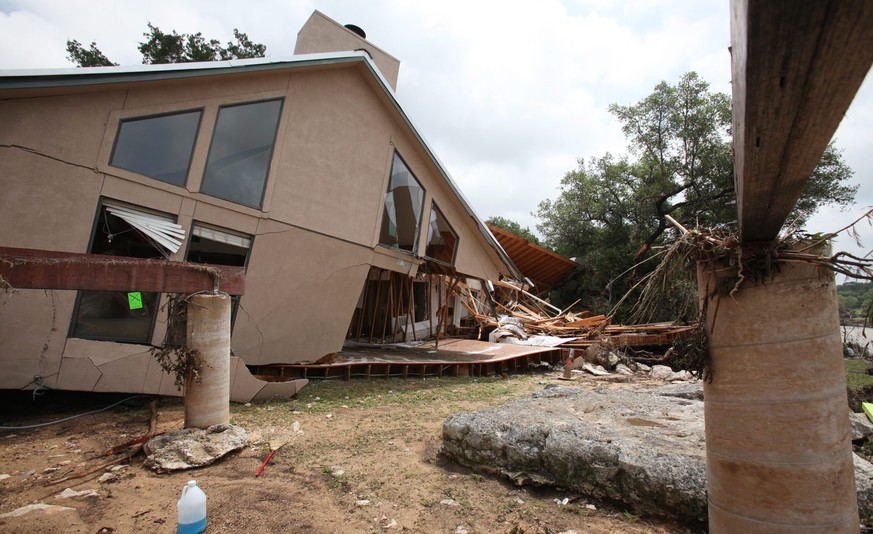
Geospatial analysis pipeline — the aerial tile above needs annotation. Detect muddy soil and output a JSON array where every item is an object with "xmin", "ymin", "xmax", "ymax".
[{"xmin": 0, "ymin": 371, "xmax": 693, "ymax": 533}]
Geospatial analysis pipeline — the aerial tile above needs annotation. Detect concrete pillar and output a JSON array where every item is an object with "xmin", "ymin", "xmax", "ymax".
[
  {"xmin": 185, "ymin": 292, "xmax": 231, "ymax": 428},
  {"xmin": 699, "ymin": 248, "xmax": 859, "ymax": 532}
]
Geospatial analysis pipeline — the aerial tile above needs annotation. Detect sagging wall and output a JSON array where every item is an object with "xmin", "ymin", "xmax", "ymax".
[{"xmin": 0, "ymin": 61, "xmax": 510, "ymax": 392}]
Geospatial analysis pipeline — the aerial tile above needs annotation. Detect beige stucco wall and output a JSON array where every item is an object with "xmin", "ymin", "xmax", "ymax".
[{"xmin": 0, "ymin": 58, "xmax": 510, "ymax": 391}]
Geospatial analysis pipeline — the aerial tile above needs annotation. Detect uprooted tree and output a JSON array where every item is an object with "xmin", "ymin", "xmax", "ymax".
[
  {"xmin": 536, "ymin": 72, "xmax": 857, "ymax": 320},
  {"xmin": 66, "ymin": 23, "xmax": 266, "ymax": 67}
]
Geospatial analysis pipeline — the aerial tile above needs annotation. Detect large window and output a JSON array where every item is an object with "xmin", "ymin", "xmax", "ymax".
[
  {"xmin": 200, "ymin": 99, "xmax": 283, "ymax": 208},
  {"xmin": 425, "ymin": 203, "xmax": 458, "ymax": 264},
  {"xmin": 379, "ymin": 152, "xmax": 425, "ymax": 252},
  {"xmin": 186, "ymin": 223, "xmax": 252, "ymax": 329},
  {"xmin": 71, "ymin": 201, "xmax": 182, "ymax": 343},
  {"xmin": 109, "ymin": 110, "xmax": 202, "ymax": 186}
]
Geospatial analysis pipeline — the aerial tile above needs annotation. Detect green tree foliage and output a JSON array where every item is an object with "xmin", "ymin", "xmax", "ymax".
[
  {"xmin": 65, "ymin": 40, "xmax": 117, "ymax": 67},
  {"xmin": 537, "ymin": 72, "xmax": 857, "ymax": 319},
  {"xmin": 838, "ymin": 282, "xmax": 873, "ymax": 324},
  {"xmin": 486, "ymin": 216, "xmax": 541, "ymax": 245},
  {"xmin": 66, "ymin": 24, "xmax": 266, "ymax": 67}
]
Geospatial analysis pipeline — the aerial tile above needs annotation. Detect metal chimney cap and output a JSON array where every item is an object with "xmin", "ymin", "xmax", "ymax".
[{"xmin": 344, "ymin": 24, "xmax": 366, "ymax": 39}]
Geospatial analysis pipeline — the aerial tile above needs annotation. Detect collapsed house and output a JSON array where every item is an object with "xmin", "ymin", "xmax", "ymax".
[{"xmin": 0, "ymin": 12, "xmax": 527, "ymax": 398}]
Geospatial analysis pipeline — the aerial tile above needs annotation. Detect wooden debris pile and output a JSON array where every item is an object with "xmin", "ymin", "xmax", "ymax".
[{"xmin": 453, "ymin": 278, "xmax": 695, "ymax": 349}]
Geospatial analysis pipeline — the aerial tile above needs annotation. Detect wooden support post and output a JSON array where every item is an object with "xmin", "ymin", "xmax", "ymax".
[
  {"xmin": 698, "ymin": 246, "xmax": 858, "ymax": 532},
  {"xmin": 369, "ymin": 269, "xmax": 383, "ymax": 344},
  {"xmin": 355, "ymin": 273, "xmax": 370, "ymax": 342},
  {"xmin": 184, "ymin": 292, "xmax": 231, "ymax": 429}
]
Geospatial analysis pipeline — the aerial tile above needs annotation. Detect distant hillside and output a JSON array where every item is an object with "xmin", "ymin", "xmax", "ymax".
[{"xmin": 838, "ymin": 282, "xmax": 873, "ymax": 324}]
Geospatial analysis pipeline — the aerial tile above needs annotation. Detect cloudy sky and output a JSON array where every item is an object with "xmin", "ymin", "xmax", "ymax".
[{"xmin": 1, "ymin": 0, "xmax": 870, "ymax": 259}]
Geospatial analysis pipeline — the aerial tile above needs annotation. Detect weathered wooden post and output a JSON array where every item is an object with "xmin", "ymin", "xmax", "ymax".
[
  {"xmin": 699, "ymin": 244, "xmax": 858, "ymax": 532},
  {"xmin": 184, "ymin": 292, "xmax": 231, "ymax": 428}
]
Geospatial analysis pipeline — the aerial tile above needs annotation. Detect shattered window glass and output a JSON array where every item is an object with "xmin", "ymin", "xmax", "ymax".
[
  {"xmin": 200, "ymin": 99, "xmax": 283, "ymax": 209},
  {"xmin": 425, "ymin": 203, "xmax": 458, "ymax": 264},
  {"xmin": 71, "ymin": 202, "xmax": 168, "ymax": 344},
  {"xmin": 379, "ymin": 152, "xmax": 425, "ymax": 252},
  {"xmin": 110, "ymin": 109, "xmax": 202, "ymax": 186}
]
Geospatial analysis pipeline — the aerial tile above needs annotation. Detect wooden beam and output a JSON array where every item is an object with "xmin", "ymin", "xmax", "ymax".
[
  {"xmin": 732, "ymin": 0, "xmax": 873, "ymax": 243},
  {"xmin": 0, "ymin": 246, "xmax": 245, "ymax": 295}
]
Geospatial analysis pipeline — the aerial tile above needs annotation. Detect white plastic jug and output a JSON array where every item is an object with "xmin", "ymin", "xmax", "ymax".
[{"xmin": 177, "ymin": 480, "xmax": 207, "ymax": 534}]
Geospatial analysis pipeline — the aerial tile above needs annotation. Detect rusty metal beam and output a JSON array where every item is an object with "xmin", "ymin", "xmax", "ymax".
[
  {"xmin": 732, "ymin": 0, "xmax": 873, "ymax": 243},
  {"xmin": 0, "ymin": 246, "xmax": 245, "ymax": 295}
]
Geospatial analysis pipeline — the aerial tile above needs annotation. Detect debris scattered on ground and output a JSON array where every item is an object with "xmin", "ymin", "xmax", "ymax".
[
  {"xmin": 453, "ymin": 279, "xmax": 696, "ymax": 353},
  {"xmin": 0, "ymin": 503, "xmax": 76, "ymax": 518},
  {"xmin": 143, "ymin": 424, "xmax": 248, "ymax": 472},
  {"xmin": 55, "ymin": 488, "xmax": 99, "ymax": 499}
]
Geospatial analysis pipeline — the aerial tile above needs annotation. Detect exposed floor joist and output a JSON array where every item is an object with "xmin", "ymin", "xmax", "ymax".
[{"xmin": 732, "ymin": 0, "xmax": 873, "ymax": 242}]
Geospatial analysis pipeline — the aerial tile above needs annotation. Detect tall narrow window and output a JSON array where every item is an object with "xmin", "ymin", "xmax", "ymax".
[
  {"xmin": 425, "ymin": 203, "xmax": 458, "ymax": 264},
  {"xmin": 379, "ymin": 152, "xmax": 425, "ymax": 252},
  {"xmin": 71, "ymin": 201, "xmax": 180, "ymax": 343},
  {"xmin": 109, "ymin": 109, "xmax": 202, "ymax": 186},
  {"xmin": 200, "ymin": 99, "xmax": 283, "ymax": 208},
  {"xmin": 186, "ymin": 223, "xmax": 252, "ymax": 329}
]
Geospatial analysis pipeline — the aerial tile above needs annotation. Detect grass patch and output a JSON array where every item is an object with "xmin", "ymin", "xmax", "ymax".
[
  {"xmin": 234, "ymin": 375, "xmax": 541, "ymax": 416},
  {"xmin": 846, "ymin": 359, "xmax": 873, "ymax": 391}
]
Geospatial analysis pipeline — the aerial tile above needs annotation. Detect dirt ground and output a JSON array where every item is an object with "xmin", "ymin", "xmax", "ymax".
[{"xmin": 0, "ymin": 370, "xmax": 696, "ymax": 533}]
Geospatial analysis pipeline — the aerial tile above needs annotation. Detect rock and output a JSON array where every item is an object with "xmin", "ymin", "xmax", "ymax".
[
  {"xmin": 143, "ymin": 424, "xmax": 248, "ymax": 472},
  {"xmin": 615, "ymin": 363, "xmax": 634, "ymax": 375},
  {"xmin": 0, "ymin": 503, "xmax": 76, "ymax": 518},
  {"xmin": 582, "ymin": 344, "xmax": 622, "ymax": 369},
  {"xmin": 854, "ymin": 453, "xmax": 873, "ymax": 524},
  {"xmin": 0, "ymin": 474, "xmax": 10, "ymax": 482},
  {"xmin": 581, "ymin": 362, "xmax": 611, "ymax": 376},
  {"xmin": 635, "ymin": 362, "xmax": 652, "ymax": 373},
  {"xmin": 97, "ymin": 472, "xmax": 115, "ymax": 483},
  {"xmin": 440, "ymin": 498, "xmax": 460, "ymax": 506},
  {"xmin": 851, "ymin": 412, "xmax": 873, "ymax": 441},
  {"xmin": 668, "ymin": 371, "xmax": 689, "ymax": 382},
  {"xmin": 442, "ymin": 386, "xmax": 707, "ymax": 522},
  {"xmin": 0, "ymin": 503, "xmax": 86, "ymax": 533},
  {"xmin": 55, "ymin": 488, "xmax": 99, "ymax": 499},
  {"xmin": 442, "ymin": 385, "xmax": 873, "ymax": 523},
  {"xmin": 355, "ymin": 499, "xmax": 370, "ymax": 507},
  {"xmin": 653, "ymin": 382, "xmax": 704, "ymax": 401},
  {"xmin": 649, "ymin": 365, "xmax": 674, "ymax": 381}
]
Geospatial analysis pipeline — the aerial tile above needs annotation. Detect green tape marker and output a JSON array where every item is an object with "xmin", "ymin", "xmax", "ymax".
[{"xmin": 128, "ymin": 292, "xmax": 143, "ymax": 310}]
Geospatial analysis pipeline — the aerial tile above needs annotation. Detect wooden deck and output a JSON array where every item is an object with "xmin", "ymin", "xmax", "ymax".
[{"xmin": 250, "ymin": 339, "xmax": 564, "ymax": 381}]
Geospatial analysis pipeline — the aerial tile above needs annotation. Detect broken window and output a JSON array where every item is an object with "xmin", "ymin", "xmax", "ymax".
[
  {"xmin": 70, "ymin": 201, "xmax": 182, "ymax": 343},
  {"xmin": 200, "ymin": 99, "xmax": 283, "ymax": 209},
  {"xmin": 185, "ymin": 223, "xmax": 252, "ymax": 329},
  {"xmin": 379, "ymin": 152, "xmax": 425, "ymax": 252},
  {"xmin": 109, "ymin": 109, "xmax": 202, "ymax": 186},
  {"xmin": 425, "ymin": 203, "xmax": 458, "ymax": 265}
]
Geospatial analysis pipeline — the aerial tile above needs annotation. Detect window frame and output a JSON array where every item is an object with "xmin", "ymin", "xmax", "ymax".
[
  {"xmin": 424, "ymin": 202, "xmax": 459, "ymax": 266},
  {"xmin": 108, "ymin": 107, "xmax": 204, "ymax": 187},
  {"xmin": 378, "ymin": 151, "xmax": 427, "ymax": 254},
  {"xmin": 68, "ymin": 198, "xmax": 171, "ymax": 344},
  {"xmin": 199, "ymin": 98, "xmax": 285, "ymax": 209}
]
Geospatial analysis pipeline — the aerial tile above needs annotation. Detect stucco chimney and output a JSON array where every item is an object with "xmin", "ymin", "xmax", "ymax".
[{"xmin": 295, "ymin": 11, "xmax": 401, "ymax": 91}]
